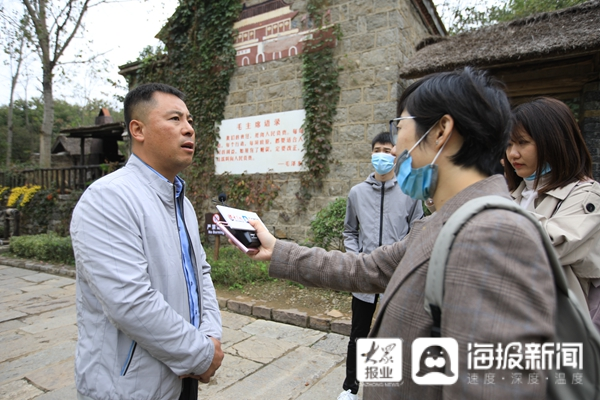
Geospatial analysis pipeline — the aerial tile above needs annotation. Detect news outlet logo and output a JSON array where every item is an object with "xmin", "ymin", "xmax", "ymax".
[
  {"xmin": 412, "ymin": 338, "xmax": 459, "ymax": 385},
  {"xmin": 356, "ymin": 338, "xmax": 403, "ymax": 384}
]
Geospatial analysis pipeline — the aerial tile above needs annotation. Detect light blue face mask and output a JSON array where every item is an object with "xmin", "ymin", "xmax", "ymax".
[
  {"xmin": 524, "ymin": 163, "xmax": 552, "ymax": 181},
  {"xmin": 371, "ymin": 153, "xmax": 395, "ymax": 175},
  {"xmin": 392, "ymin": 123, "xmax": 449, "ymax": 201}
]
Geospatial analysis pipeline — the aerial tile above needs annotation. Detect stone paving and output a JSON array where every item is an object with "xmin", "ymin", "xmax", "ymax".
[{"xmin": 0, "ymin": 265, "xmax": 363, "ymax": 400}]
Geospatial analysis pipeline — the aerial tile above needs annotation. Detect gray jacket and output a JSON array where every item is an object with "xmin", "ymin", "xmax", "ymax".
[
  {"xmin": 343, "ymin": 173, "xmax": 423, "ymax": 302},
  {"xmin": 71, "ymin": 155, "xmax": 221, "ymax": 400}
]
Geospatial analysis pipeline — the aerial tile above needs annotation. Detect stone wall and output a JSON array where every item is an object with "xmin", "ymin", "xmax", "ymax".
[
  {"xmin": 582, "ymin": 80, "xmax": 600, "ymax": 180},
  {"xmin": 205, "ymin": 0, "xmax": 433, "ymax": 242}
]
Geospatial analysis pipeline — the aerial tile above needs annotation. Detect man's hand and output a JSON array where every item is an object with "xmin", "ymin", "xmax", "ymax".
[
  {"xmin": 180, "ymin": 337, "xmax": 224, "ymax": 383},
  {"xmin": 246, "ymin": 219, "xmax": 276, "ymax": 261},
  {"xmin": 199, "ymin": 337, "xmax": 223, "ymax": 383}
]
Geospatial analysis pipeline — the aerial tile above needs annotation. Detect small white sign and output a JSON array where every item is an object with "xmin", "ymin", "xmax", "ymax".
[
  {"xmin": 215, "ymin": 110, "xmax": 306, "ymax": 174},
  {"xmin": 357, "ymin": 338, "xmax": 403, "ymax": 384}
]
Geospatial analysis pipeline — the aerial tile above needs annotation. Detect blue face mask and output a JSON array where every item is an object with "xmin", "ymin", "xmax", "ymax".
[
  {"xmin": 392, "ymin": 123, "xmax": 449, "ymax": 201},
  {"xmin": 524, "ymin": 163, "xmax": 552, "ymax": 181},
  {"xmin": 371, "ymin": 153, "xmax": 395, "ymax": 175}
]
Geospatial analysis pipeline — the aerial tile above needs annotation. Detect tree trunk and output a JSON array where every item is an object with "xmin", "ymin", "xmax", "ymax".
[
  {"xmin": 7, "ymin": 100, "xmax": 14, "ymax": 168},
  {"xmin": 22, "ymin": 0, "xmax": 91, "ymax": 168},
  {"xmin": 39, "ymin": 67, "xmax": 54, "ymax": 168}
]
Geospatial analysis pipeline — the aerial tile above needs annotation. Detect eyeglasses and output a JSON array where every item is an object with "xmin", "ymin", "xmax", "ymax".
[{"xmin": 389, "ymin": 116, "xmax": 416, "ymax": 137}]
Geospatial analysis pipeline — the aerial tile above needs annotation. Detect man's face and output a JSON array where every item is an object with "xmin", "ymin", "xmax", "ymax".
[
  {"xmin": 372, "ymin": 142, "xmax": 394, "ymax": 155},
  {"xmin": 131, "ymin": 92, "xmax": 195, "ymax": 181}
]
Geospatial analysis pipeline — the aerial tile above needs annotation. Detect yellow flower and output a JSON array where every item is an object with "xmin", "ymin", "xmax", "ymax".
[{"xmin": 7, "ymin": 185, "xmax": 41, "ymax": 208}]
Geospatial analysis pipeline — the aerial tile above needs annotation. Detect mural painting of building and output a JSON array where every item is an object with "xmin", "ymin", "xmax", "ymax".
[{"xmin": 234, "ymin": 0, "xmax": 307, "ymax": 66}]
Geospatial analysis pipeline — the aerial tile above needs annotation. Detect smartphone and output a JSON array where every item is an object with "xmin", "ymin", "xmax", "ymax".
[{"xmin": 213, "ymin": 213, "xmax": 259, "ymax": 255}]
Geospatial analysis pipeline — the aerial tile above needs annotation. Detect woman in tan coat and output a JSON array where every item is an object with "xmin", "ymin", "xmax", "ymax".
[
  {"xmin": 504, "ymin": 97, "xmax": 600, "ymax": 330},
  {"xmin": 246, "ymin": 68, "xmax": 558, "ymax": 399}
]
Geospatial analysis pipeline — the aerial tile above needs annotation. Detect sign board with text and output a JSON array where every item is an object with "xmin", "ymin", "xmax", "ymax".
[{"xmin": 215, "ymin": 110, "xmax": 306, "ymax": 174}]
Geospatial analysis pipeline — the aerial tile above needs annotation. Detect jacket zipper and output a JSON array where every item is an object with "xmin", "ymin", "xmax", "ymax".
[
  {"xmin": 175, "ymin": 184, "xmax": 201, "ymax": 326},
  {"xmin": 379, "ymin": 181, "xmax": 385, "ymax": 246},
  {"xmin": 120, "ymin": 340, "xmax": 137, "ymax": 376}
]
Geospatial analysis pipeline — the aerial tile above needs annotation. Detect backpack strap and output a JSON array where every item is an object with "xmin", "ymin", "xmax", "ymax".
[{"xmin": 424, "ymin": 195, "xmax": 570, "ymax": 336}]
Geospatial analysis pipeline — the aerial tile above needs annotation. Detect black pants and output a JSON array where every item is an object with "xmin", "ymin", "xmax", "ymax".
[
  {"xmin": 179, "ymin": 377, "xmax": 198, "ymax": 400},
  {"xmin": 343, "ymin": 295, "xmax": 378, "ymax": 394}
]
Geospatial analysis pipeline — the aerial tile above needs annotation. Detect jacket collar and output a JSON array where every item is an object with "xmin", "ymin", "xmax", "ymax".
[
  {"xmin": 511, "ymin": 179, "xmax": 584, "ymax": 202},
  {"xmin": 542, "ymin": 180, "xmax": 580, "ymax": 201},
  {"xmin": 511, "ymin": 181, "xmax": 525, "ymax": 201},
  {"xmin": 437, "ymin": 175, "xmax": 511, "ymax": 224},
  {"xmin": 126, "ymin": 155, "xmax": 183, "ymax": 205},
  {"xmin": 366, "ymin": 172, "xmax": 397, "ymax": 189}
]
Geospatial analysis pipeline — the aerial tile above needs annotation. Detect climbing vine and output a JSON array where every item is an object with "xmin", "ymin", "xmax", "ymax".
[
  {"xmin": 297, "ymin": 0, "xmax": 342, "ymax": 208},
  {"xmin": 132, "ymin": 0, "xmax": 254, "ymax": 209},
  {"xmin": 128, "ymin": 0, "xmax": 341, "ymax": 215}
]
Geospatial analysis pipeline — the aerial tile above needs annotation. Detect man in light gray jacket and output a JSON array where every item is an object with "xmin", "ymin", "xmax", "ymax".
[
  {"xmin": 338, "ymin": 132, "xmax": 422, "ymax": 400},
  {"xmin": 70, "ymin": 83, "xmax": 223, "ymax": 400}
]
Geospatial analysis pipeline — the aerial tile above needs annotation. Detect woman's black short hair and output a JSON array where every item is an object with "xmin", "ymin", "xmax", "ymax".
[
  {"xmin": 503, "ymin": 97, "xmax": 593, "ymax": 193},
  {"xmin": 398, "ymin": 67, "xmax": 512, "ymax": 176}
]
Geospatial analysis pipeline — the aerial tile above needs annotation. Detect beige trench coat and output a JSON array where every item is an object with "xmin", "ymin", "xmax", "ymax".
[{"xmin": 511, "ymin": 180, "xmax": 600, "ymax": 308}]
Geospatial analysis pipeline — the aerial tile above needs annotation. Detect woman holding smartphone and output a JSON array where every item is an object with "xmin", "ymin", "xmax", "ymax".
[
  {"xmin": 247, "ymin": 68, "xmax": 557, "ymax": 399},
  {"xmin": 504, "ymin": 97, "xmax": 600, "ymax": 330}
]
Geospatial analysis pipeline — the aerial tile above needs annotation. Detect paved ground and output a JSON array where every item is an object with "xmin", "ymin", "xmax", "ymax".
[{"xmin": 0, "ymin": 265, "xmax": 363, "ymax": 400}]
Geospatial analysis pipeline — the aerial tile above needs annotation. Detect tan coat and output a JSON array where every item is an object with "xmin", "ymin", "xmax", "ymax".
[
  {"xmin": 270, "ymin": 176, "xmax": 555, "ymax": 399},
  {"xmin": 511, "ymin": 180, "xmax": 600, "ymax": 307}
]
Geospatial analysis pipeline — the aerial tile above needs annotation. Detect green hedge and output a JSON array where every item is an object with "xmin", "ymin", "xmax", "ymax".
[
  {"xmin": 8, "ymin": 233, "xmax": 272, "ymax": 290},
  {"xmin": 9, "ymin": 233, "xmax": 75, "ymax": 265},
  {"xmin": 204, "ymin": 245, "xmax": 274, "ymax": 290},
  {"xmin": 309, "ymin": 197, "xmax": 347, "ymax": 251}
]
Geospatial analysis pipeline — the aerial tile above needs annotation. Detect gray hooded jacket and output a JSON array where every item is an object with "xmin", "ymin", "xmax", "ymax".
[
  {"xmin": 71, "ymin": 155, "xmax": 221, "ymax": 399},
  {"xmin": 343, "ymin": 173, "xmax": 423, "ymax": 303}
]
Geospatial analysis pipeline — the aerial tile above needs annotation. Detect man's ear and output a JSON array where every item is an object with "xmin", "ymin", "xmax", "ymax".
[{"xmin": 129, "ymin": 119, "xmax": 145, "ymax": 145}]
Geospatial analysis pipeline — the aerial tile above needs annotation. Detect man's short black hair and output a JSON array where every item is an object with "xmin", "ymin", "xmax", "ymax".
[
  {"xmin": 371, "ymin": 132, "xmax": 394, "ymax": 150},
  {"xmin": 398, "ymin": 67, "xmax": 512, "ymax": 176},
  {"xmin": 124, "ymin": 83, "xmax": 186, "ymax": 129}
]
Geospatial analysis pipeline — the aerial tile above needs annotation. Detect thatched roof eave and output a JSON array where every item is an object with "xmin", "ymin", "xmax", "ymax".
[{"xmin": 400, "ymin": 0, "xmax": 600, "ymax": 78}]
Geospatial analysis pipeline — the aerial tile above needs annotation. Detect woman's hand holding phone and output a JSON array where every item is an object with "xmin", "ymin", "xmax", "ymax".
[{"xmin": 245, "ymin": 219, "xmax": 276, "ymax": 261}]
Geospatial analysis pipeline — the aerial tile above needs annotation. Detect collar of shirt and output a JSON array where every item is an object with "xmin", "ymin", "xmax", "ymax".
[{"xmin": 132, "ymin": 154, "xmax": 185, "ymax": 198}]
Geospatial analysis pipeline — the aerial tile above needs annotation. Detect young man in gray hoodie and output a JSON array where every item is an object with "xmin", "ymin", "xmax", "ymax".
[{"xmin": 338, "ymin": 132, "xmax": 423, "ymax": 400}]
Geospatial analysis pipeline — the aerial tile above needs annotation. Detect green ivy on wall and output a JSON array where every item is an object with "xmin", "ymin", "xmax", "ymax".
[
  {"xmin": 297, "ymin": 0, "xmax": 342, "ymax": 208},
  {"xmin": 129, "ymin": 0, "xmax": 341, "ymax": 215},
  {"xmin": 158, "ymin": 0, "xmax": 243, "ymax": 209}
]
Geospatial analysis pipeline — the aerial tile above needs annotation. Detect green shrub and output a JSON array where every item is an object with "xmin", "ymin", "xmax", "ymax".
[
  {"xmin": 10, "ymin": 233, "xmax": 75, "ymax": 265},
  {"xmin": 205, "ymin": 245, "xmax": 274, "ymax": 290},
  {"xmin": 309, "ymin": 197, "xmax": 347, "ymax": 251}
]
